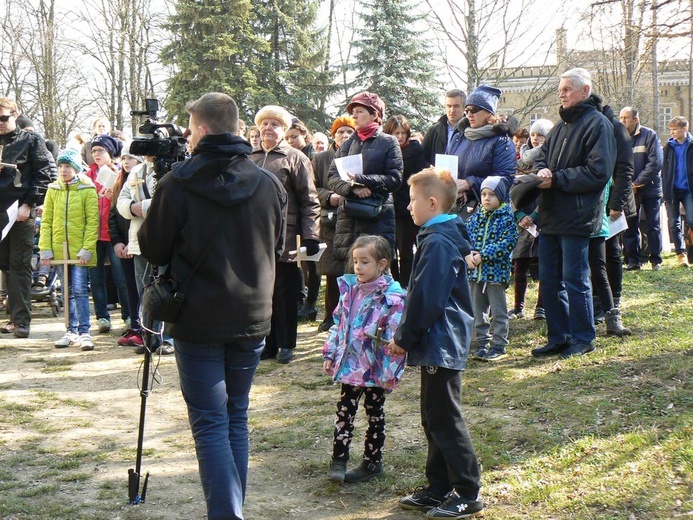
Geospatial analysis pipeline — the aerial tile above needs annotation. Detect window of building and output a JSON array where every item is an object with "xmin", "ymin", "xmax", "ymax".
[{"xmin": 659, "ymin": 105, "xmax": 673, "ymax": 131}]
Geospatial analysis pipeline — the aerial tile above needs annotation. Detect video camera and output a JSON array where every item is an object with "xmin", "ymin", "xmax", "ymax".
[{"xmin": 129, "ymin": 99, "xmax": 188, "ymax": 178}]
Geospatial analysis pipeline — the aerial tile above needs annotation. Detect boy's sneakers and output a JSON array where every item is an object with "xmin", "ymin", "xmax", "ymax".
[
  {"xmin": 473, "ymin": 346, "xmax": 488, "ymax": 360},
  {"xmin": 97, "ymin": 318, "xmax": 111, "ymax": 333},
  {"xmin": 533, "ymin": 307, "xmax": 546, "ymax": 320},
  {"xmin": 425, "ymin": 489, "xmax": 484, "ymax": 518},
  {"xmin": 479, "ymin": 346, "xmax": 507, "ymax": 362},
  {"xmin": 55, "ymin": 332, "xmax": 80, "ymax": 348},
  {"xmin": 156, "ymin": 341, "xmax": 175, "ymax": 355},
  {"xmin": 399, "ymin": 487, "xmax": 445, "ymax": 511},
  {"xmin": 118, "ymin": 330, "xmax": 144, "ymax": 347},
  {"xmin": 79, "ymin": 334, "xmax": 94, "ymax": 351},
  {"xmin": 508, "ymin": 308, "xmax": 525, "ymax": 319}
]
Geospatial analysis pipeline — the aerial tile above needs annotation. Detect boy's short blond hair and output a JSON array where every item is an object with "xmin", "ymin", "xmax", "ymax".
[{"xmin": 408, "ymin": 167, "xmax": 457, "ymax": 212}]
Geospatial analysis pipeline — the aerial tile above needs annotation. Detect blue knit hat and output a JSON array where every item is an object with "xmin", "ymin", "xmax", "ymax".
[
  {"xmin": 56, "ymin": 149, "xmax": 83, "ymax": 173},
  {"xmin": 466, "ymin": 85, "xmax": 502, "ymax": 115},
  {"xmin": 91, "ymin": 134, "xmax": 123, "ymax": 159},
  {"xmin": 480, "ymin": 175, "xmax": 509, "ymax": 202}
]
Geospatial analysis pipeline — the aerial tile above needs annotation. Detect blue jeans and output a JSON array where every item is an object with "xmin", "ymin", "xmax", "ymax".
[
  {"xmin": 175, "ymin": 338, "xmax": 264, "ymax": 520},
  {"xmin": 58, "ymin": 264, "xmax": 91, "ymax": 335},
  {"xmin": 539, "ymin": 234, "xmax": 595, "ymax": 345},
  {"xmin": 664, "ymin": 190, "xmax": 693, "ymax": 254},
  {"xmin": 89, "ymin": 241, "xmax": 129, "ymax": 321}
]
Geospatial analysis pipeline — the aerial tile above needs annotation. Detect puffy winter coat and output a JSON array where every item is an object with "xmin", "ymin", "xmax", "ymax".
[
  {"xmin": 251, "ymin": 139, "xmax": 320, "ymax": 262},
  {"xmin": 445, "ymin": 118, "xmax": 516, "ymax": 201},
  {"xmin": 630, "ymin": 124, "xmax": 663, "ymax": 200},
  {"xmin": 466, "ymin": 202, "xmax": 518, "ymax": 284},
  {"xmin": 535, "ymin": 96, "xmax": 615, "ymax": 236},
  {"xmin": 323, "ymin": 274, "xmax": 406, "ymax": 390},
  {"xmin": 86, "ymin": 163, "xmax": 117, "ymax": 242},
  {"xmin": 394, "ymin": 217, "xmax": 474, "ymax": 370},
  {"xmin": 327, "ymin": 130, "xmax": 403, "ymax": 262},
  {"xmin": 38, "ymin": 174, "xmax": 99, "ymax": 266},
  {"xmin": 600, "ymin": 104, "xmax": 636, "ymax": 218}
]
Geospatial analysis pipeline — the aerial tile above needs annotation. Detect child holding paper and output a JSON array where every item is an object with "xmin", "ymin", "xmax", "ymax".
[{"xmin": 86, "ymin": 134, "xmax": 130, "ymax": 334}]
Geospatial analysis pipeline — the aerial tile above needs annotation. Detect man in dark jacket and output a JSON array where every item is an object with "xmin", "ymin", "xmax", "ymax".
[
  {"xmin": 0, "ymin": 97, "xmax": 55, "ymax": 338},
  {"xmin": 532, "ymin": 68, "xmax": 615, "ymax": 359},
  {"xmin": 138, "ymin": 92, "xmax": 287, "ymax": 520},
  {"xmin": 619, "ymin": 106, "xmax": 664, "ymax": 270},
  {"xmin": 421, "ymin": 89, "xmax": 466, "ymax": 166}
]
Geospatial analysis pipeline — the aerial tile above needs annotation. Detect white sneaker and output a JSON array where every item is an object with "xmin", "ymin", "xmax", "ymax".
[
  {"xmin": 80, "ymin": 333, "xmax": 95, "ymax": 351},
  {"xmin": 55, "ymin": 332, "xmax": 80, "ymax": 348}
]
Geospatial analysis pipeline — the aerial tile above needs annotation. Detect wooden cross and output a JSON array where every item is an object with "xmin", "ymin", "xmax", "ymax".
[
  {"xmin": 295, "ymin": 235, "xmax": 302, "ymax": 269},
  {"xmin": 365, "ymin": 326, "xmax": 389, "ymax": 349},
  {"xmin": 130, "ymin": 175, "xmax": 145, "ymax": 203},
  {"xmin": 49, "ymin": 242, "xmax": 82, "ymax": 329}
]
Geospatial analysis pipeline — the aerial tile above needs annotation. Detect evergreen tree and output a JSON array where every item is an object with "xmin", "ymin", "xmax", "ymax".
[
  {"xmin": 250, "ymin": 0, "xmax": 337, "ymax": 129},
  {"xmin": 350, "ymin": 0, "xmax": 441, "ymax": 130},
  {"xmin": 161, "ymin": 0, "xmax": 267, "ymax": 123}
]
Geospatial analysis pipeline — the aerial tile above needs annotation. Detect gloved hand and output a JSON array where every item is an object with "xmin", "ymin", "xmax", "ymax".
[{"xmin": 303, "ymin": 239, "xmax": 320, "ymax": 256}]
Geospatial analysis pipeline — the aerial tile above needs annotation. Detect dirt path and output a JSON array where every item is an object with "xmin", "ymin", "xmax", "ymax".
[{"xmin": 0, "ymin": 304, "xmax": 427, "ymax": 520}]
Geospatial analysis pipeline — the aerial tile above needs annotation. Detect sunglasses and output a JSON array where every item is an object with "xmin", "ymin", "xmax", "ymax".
[
  {"xmin": 464, "ymin": 106, "xmax": 483, "ymax": 115},
  {"xmin": 0, "ymin": 115, "xmax": 13, "ymax": 123}
]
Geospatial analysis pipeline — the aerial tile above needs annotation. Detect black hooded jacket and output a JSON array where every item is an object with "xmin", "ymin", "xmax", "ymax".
[
  {"xmin": 138, "ymin": 133, "xmax": 287, "ymax": 343},
  {"xmin": 535, "ymin": 96, "xmax": 616, "ymax": 236}
]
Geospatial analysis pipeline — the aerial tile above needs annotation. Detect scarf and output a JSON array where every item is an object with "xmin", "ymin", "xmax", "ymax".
[
  {"xmin": 464, "ymin": 125, "xmax": 497, "ymax": 141},
  {"xmin": 357, "ymin": 123, "xmax": 380, "ymax": 141}
]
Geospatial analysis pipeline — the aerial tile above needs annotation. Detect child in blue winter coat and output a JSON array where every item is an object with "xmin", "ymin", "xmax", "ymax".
[
  {"xmin": 465, "ymin": 175, "xmax": 518, "ymax": 361},
  {"xmin": 323, "ymin": 234, "xmax": 406, "ymax": 484}
]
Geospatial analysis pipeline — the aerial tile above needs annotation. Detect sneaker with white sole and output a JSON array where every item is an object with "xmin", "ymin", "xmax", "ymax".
[
  {"xmin": 55, "ymin": 332, "xmax": 80, "ymax": 348},
  {"xmin": 426, "ymin": 489, "xmax": 484, "ymax": 518},
  {"xmin": 79, "ymin": 333, "xmax": 95, "ymax": 351}
]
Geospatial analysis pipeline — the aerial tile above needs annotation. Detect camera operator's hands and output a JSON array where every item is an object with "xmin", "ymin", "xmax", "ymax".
[{"xmin": 303, "ymin": 239, "xmax": 320, "ymax": 257}]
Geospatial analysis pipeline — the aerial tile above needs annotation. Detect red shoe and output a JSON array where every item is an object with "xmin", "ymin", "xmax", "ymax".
[
  {"xmin": 117, "ymin": 330, "xmax": 136, "ymax": 346},
  {"xmin": 129, "ymin": 332, "xmax": 144, "ymax": 347}
]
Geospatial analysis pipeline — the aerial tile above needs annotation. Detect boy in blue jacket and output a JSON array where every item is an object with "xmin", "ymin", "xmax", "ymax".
[{"xmin": 389, "ymin": 167, "xmax": 483, "ymax": 518}]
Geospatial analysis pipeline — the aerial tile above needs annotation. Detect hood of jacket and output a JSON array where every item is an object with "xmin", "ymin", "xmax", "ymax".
[
  {"xmin": 418, "ymin": 216, "xmax": 472, "ymax": 257},
  {"xmin": 172, "ymin": 133, "xmax": 257, "ymax": 207}
]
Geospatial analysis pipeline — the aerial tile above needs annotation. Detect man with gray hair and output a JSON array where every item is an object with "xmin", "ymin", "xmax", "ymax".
[
  {"xmin": 422, "ymin": 88, "xmax": 467, "ymax": 165},
  {"xmin": 531, "ymin": 68, "xmax": 616, "ymax": 359}
]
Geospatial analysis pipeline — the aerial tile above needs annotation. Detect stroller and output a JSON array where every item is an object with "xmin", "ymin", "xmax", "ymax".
[{"xmin": 30, "ymin": 216, "xmax": 62, "ymax": 317}]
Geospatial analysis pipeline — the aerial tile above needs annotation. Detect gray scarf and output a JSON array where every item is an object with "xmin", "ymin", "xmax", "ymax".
[{"xmin": 464, "ymin": 125, "xmax": 497, "ymax": 141}]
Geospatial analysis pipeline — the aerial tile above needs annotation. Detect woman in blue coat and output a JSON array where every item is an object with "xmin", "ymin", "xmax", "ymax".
[{"xmin": 445, "ymin": 85, "xmax": 515, "ymax": 218}]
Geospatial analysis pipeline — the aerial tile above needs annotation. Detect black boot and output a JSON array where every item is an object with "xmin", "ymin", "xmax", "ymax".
[
  {"xmin": 297, "ymin": 301, "xmax": 318, "ymax": 321},
  {"xmin": 327, "ymin": 458, "xmax": 347, "ymax": 483},
  {"xmin": 605, "ymin": 308, "xmax": 631, "ymax": 336},
  {"xmin": 344, "ymin": 460, "xmax": 383, "ymax": 483}
]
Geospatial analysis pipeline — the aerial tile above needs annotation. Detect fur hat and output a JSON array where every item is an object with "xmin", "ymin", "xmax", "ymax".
[
  {"xmin": 466, "ymin": 85, "xmax": 502, "ymax": 115},
  {"xmin": 530, "ymin": 118, "xmax": 554, "ymax": 137},
  {"xmin": 480, "ymin": 175, "xmax": 509, "ymax": 202},
  {"xmin": 254, "ymin": 105, "xmax": 293, "ymax": 130},
  {"xmin": 121, "ymin": 142, "xmax": 144, "ymax": 164},
  {"xmin": 56, "ymin": 149, "xmax": 83, "ymax": 173},
  {"xmin": 91, "ymin": 134, "xmax": 123, "ymax": 159},
  {"xmin": 346, "ymin": 92, "xmax": 386, "ymax": 121},
  {"xmin": 330, "ymin": 115, "xmax": 356, "ymax": 137},
  {"xmin": 510, "ymin": 173, "xmax": 544, "ymax": 210}
]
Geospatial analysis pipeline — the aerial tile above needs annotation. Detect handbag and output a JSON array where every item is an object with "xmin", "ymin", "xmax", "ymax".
[
  {"xmin": 342, "ymin": 196, "xmax": 383, "ymax": 220},
  {"xmin": 141, "ymin": 217, "xmax": 222, "ymax": 323}
]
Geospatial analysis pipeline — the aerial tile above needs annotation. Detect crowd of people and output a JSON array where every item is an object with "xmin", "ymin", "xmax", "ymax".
[{"xmin": 1, "ymin": 63, "xmax": 692, "ymax": 519}]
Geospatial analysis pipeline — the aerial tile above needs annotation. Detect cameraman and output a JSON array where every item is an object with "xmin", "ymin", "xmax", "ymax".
[{"xmin": 138, "ymin": 92, "xmax": 286, "ymax": 520}]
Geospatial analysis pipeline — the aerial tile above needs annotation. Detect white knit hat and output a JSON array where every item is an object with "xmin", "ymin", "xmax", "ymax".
[
  {"xmin": 530, "ymin": 118, "xmax": 554, "ymax": 137},
  {"xmin": 254, "ymin": 105, "xmax": 293, "ymax": 130}
]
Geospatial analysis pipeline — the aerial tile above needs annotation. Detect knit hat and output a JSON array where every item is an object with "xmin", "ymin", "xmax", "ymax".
[
  {"xmin": 480, "ymin": 175, "xmax": 509, "ymax": 202},
  {"xmin": 56, "ymin": 149, "xmax": 83, "ymax": 173},
  {"xmin": 466, "ymin": 85, "xmax": 502, "ymax": 115},
  {"xmin": 510, "ymin": 173, "xmax": 544, "ymax": 210},
  {"xmin": 530, "ymin": 118, "xmax": 554, "ymax": 137},
  {"xmin": 254, "ymin": 105, "xmax": 293, "ymax": 130},
  {"xmin": 121, "ymin": 142, "xmax": 144, "ymax": 164},
  {"xmin": 330, "ymin": 115, "xmax": 356, "ymax": 137},
  {"xmin": 346, "ymin": 92, "xmax": 386, "ymax": 121},
  {"xmin": 91, "ymin": 134, "xmax": 123, "ymax": 159},
  {"xmin": 16, "ymin": 114, "xmax": 35, "ymax": 130}
]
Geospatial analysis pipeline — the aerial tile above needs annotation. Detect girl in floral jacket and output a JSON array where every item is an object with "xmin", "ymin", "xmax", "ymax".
[{"xmin": 323, "ymin": 235, "xmax": 406, "ymax": 485}]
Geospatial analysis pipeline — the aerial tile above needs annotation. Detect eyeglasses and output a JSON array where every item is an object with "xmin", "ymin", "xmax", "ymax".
[
  {"xmin": 0, "ymin": 115, "xmax": 13, "ymax": 123},
  {"xmin": 464, "ymin": 106, "xmax": 483, "ymax": 115},
  {"xmin": 91, "ymin": 148, "xmax": 108, "ymax": 154}
]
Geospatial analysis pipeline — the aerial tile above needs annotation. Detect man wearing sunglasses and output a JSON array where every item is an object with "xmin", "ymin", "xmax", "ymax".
[{"xmin": 0, "ymin": 97, "xmax": 55, "ymax": 338}]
